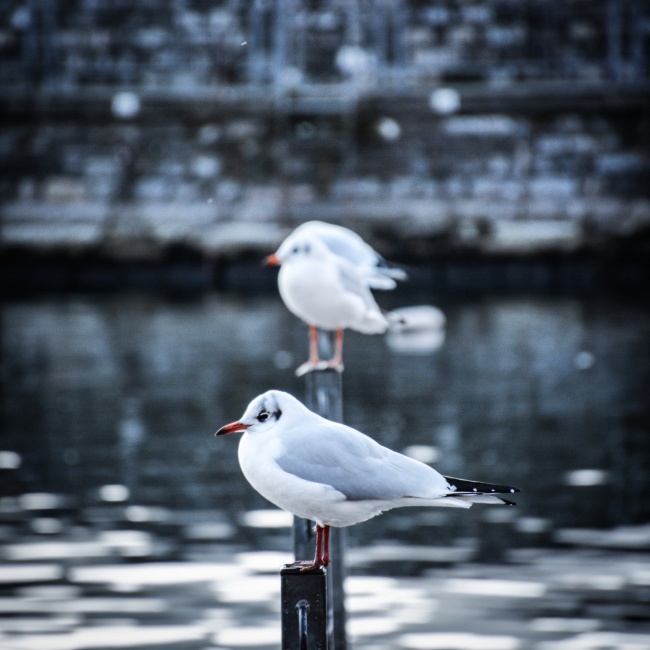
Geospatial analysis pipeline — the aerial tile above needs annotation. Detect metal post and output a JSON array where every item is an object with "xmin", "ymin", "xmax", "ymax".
[
  {"xmin": 281, "ymin": 566, "xmax": 327, "ymax": 650},
  {"xmin": 297, "ymin": 330, "xmax": 348, "ymax": 650}
]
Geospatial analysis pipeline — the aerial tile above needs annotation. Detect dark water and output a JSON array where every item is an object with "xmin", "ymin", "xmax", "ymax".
[
  {"xmin": 2, "ymin": 290, "xmax": 649, "ymax": 556},
  {"xmin": 2, "ymin": 290, "xmax": 650, "ymax": 649}
]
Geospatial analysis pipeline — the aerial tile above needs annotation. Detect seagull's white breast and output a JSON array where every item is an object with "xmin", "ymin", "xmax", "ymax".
[
  {"xmin": 237, "ymin": 431, "xmax": 348, "ymax": 526},
  {"xmin": 278, "ymin": 259, "xmax": 367, "ymax": 331}
]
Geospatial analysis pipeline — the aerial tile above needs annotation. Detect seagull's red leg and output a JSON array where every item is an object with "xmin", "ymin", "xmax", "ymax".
[
  {"xmin": 314, "ymin": 524, "xmax": 324, "ymax": 566},
  {"xmin": 320, "ymin": 525, "xmax": 331, "ymax": 567},
  {"xmin": 296, "ymin": 325, "xmax": 322, "ymax": 376},
  {"xmin": 294, "ymin": 524, "xmax": 330, "ymax": 572},
  {"xmin": 309, "ymin": 325, "xmax": 320, "ymax": 365},
  {"xmin": 297, "ymin": 524, "xmax": 326, "ymax": 572},
  {"xmin": 325, "ymin": 329, "xmax": 344, "ymax": 373},
  {"xmin": 313, "ymin": 524, "xmax": 330, "ymax": 568}
]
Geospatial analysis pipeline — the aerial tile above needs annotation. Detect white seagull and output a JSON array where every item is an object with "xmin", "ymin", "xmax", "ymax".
[
  {"xmin": 265, "ymin": 225, "xmax": 403, "ymax": 375},
  {"xmin": 215, "ymin": 390, "xmax": 519, "ymax": 572}
]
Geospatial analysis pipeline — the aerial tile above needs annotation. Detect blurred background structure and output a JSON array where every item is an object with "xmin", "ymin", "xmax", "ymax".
[
  {"xmin": 0, "ymin": 0, "xmax": 649, "ymax": 290},
  {"xmin": 1, "ymin": 2, "xmax": 650, "ymax": 650}
]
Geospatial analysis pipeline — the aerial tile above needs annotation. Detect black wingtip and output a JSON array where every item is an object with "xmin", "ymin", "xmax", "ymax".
[{"xmin": 444, "ymin": 475, "xmax": 520, "ymax": 495}]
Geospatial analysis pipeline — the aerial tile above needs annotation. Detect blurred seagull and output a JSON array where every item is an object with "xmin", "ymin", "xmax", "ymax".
[
  {"xmin": 265, "ymin": 233, "xmax": 389, "ymax": 375},
  {"xmin": 265, "ymin": 222, "xmax": 405, "ymax": 375},
  {"xmin": 215, "ymin": 390, "xmax": 519, "ymax": 571}
]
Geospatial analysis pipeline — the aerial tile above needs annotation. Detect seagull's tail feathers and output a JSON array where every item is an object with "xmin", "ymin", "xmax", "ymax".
[
  {"xmin": 384, "ymin": 266, "xmax": 408, "ymax": 282},
  {"xmin": 378, "ymin": 262, "xmax": 408, "ymax": 283},
  {"xmin": 366, "ymin": 274, "xmax": 398, "ymax": 290},
  {"xmin": 355, "ymin": 310, "xmax": 391, "ymax": 334},
  {"xmin": 443, "ymin": 476, "xmax": 520, "ymax": 506},
  {"xmin": 364, "ymin": 261, "xmax": 408, "ymax": 290}
]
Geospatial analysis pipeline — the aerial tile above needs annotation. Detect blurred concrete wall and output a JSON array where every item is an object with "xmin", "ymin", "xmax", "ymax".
[{"xmin": 0, "ymin": 0, "xmax": 649, "ymax": 264}]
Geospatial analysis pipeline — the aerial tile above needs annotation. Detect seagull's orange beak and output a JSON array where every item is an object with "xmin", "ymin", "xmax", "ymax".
[
  {"xmin": 215, "ymin": 421, "xmax": 251, "ymax": 437},
  {"xmin": 263, "ymin": 254, "xmax": 281, "ymax": 266}
]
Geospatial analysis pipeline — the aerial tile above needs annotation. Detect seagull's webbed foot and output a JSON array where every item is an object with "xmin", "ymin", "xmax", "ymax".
[
  {"xmin": 284, "ymin": 560, "xmax": 323, "ymax": 573},
  {"xmin": 295, "ymin": 360, "xmax": 329, "ymax": 377},
  {"xmin": 323, "ymin": 360, "xmax": 344, "ymax": 373}
]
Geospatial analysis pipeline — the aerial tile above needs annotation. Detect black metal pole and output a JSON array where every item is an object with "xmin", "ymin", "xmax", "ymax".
[
  {"xmin": 298, "ymin": 330, "xmax": 348, "ymax": 650},
  {"xmin": 281, "ymin": 566, "xmax": 327, "ymax": 650}
]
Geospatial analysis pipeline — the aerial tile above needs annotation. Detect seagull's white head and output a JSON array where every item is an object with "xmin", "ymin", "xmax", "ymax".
[
  {"xmin": 215, "ymin": 390, "xmax": 306, "ymax": 437},
  {"xmin": 264, "ymin": 233, "xmax": 332, "ymax": 267}
]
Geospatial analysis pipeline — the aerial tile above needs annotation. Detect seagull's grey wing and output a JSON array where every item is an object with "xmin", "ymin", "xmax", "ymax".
[
  {"xmin": 337, "ymin": 262, "xmax": 378, "ymax": 307},
  {"xmin": 295, "ymin": 221, "xmax": 377, "ymax": 266},
  {"xmin": 322, "ymin": 230, "xmax": 407, "ymax": 288},
  {"xmin": 296, "ymin": 221, "xmax": 407, "ymax": 288},
  {"xmin": 318, "ymin": 231, "xmax": 377, "ymax": 268},
  {"xmin": 377, "ymin": 264, "xmax": 408, "ymax": 282},
  {"xmin": 275, "ymin": 421, "xmax": 448, "ymax": 501}
]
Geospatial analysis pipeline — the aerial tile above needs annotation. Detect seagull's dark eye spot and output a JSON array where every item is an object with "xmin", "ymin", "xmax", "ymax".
[
  {"xmin": 292, "ymin": 246, "xmax": 299, "ymax": 254},
  {"xmin": 257, "ymin": 411, "xmax": 270, "ymax": 422}
]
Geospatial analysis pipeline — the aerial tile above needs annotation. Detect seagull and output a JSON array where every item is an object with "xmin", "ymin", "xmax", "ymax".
[
  {"xmin": 215, "ymin": 390, "xmax": 519, "ymax": 572},
  {"xmin": 265, "ymin": 231, "xmax": 393, "ymax": 376}
]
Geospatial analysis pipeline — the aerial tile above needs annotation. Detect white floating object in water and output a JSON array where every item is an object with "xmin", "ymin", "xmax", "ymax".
[
  {"xmin": 348, "ymin": 615, "xmax": 402, "ymax": 637},
  {"xmin": 0, "ymin": 451, "xmax": 21, "ymax": 469},
  {"xmin": 71, "ymin": 562, "xmax": 246, "ymax": 586},
  {"xmin": 443, "ymin": 578, "xmax": 546, "ymax": 599},
  {"xmin": 564, "ymin": 469, "xmax": 609, "ymax": 487},
  {"xmin": 531, "ymin": 617, "xmax": 601, "ymax": 633},
  {"xmin": 240, "ymin": 509, "xmax": 293, "ymax": 528},
  {"xmin": 125, "ymin": 505, "xmax": 170, "ymax": 523},
  {"xmin": 515, "ymin": 517, "xmax": 551, "ymax": 534},
  {"xmin": 400, "ymin": 632, "xmax": 520, "ymax": 650},
  {"xmin": 387, "ymin": 305, "xmax": 446, "ymax": 354},
  {"xmin": 99, "ymin": 484, "xmax": 130, "ymax": 502},
  {"xmin": 0, "ymin": 564, "xmax": 64, "ymax": 584},
  {"xmin": 18, "ymin": 493, "xmax": 68, "ymax": 510},
  {"xmin": 403, "ymin": 445, "xmax": 440, "ymax": 464},
  {"xmin": 234, "ymin": 552, "xmax": 293, "ymax": 573}
]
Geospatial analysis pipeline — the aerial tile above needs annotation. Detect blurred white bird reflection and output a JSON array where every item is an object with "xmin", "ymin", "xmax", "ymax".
[{"xmin": 386, "ymin": 305, "xmax": 447, "ymax": 355}]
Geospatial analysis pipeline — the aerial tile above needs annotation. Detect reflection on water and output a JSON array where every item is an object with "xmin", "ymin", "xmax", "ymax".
[
  {"xmin": 3, "ymin": 292, "xmax": 650, "ymax": 541},
  {"xmin": 1, "ymin": 291, "xmax": 650, "ymax": 648}
]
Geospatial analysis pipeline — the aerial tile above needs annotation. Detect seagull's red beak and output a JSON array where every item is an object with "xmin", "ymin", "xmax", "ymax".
[
  {"xmin": 215, "ymin": 421, "xmax": 251, "ymax": 437},
  {"xmin": 263, "ymin": 254, "xmax": 281, "ymax": 266}
]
